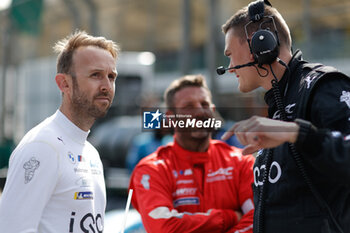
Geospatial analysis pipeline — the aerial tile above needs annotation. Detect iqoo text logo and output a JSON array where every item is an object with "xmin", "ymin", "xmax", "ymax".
[
  {"xmin": 253, "ymin": 161, "xmax": 282, "ymax": 187},
  {"xmin": 69, "ymin": 212, "xmax": 103, "ymax": 233}
]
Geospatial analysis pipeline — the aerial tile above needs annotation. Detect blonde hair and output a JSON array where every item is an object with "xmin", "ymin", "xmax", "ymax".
[
  {"xmin": 53, "ymin": 30, "xmax": 120, "ymax": 74},
  {"xmin": 164, "ymin": 74, "xmax": 212, "ymax": 109},
  {"xmin": 222, "ymin": 4, "xmax": 291, "ymax": 49}
]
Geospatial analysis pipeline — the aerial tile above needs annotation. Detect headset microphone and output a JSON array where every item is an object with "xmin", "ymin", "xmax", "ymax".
[{"xmin": 216, "ymin": 61, "xmax": 257, "ymax": 75}]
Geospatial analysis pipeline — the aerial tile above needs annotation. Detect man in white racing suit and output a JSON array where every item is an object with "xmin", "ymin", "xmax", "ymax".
[{"xmin": 0, "ymin": 31, "xmax": 120, "ymax": 233}]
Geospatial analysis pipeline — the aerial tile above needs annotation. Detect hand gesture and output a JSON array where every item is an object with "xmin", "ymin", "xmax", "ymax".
[{"xmin": 222, "ymin": 116, "xmax": 299, "ymax": 155}]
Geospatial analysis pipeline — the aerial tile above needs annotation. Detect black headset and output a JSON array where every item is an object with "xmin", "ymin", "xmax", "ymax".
[{"xmin": 246, "ymin": 0, "xmax": 280, "ymax": 66}]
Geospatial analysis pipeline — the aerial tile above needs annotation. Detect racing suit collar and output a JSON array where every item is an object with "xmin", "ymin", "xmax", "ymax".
[
  {"xmin": 173, "ymin": 139, "xmax": 211, "ymax": 164},
  {"xmin": 54, "ymin": 110, "xmax": 90, "ymax": 144}
]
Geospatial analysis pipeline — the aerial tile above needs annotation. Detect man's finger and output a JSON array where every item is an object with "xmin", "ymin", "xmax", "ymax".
[
  {"xmin": 221, "ymin": 131, "xmax": 235, "ymax": 140},
  {"xmin": 221, "ymin": 123, "xmax": 239, "ymax": 140},
  {"xmin": 242, "ymin": 144, "xmax": 259, "ymax": 155}
]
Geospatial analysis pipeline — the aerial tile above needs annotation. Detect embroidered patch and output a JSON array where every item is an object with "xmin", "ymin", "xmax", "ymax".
[
  {"xmin": 67, "ymin": 151, "xmax": 76, "ymax": 164},
  {"xmin": 173, "ymin": 197, "xmax": 200, "ymax": 207},
  {"xmin": 75, "ymin": 177, "xmax": 93, "ymax": 187},
  {"xmin": 23, "ymin": 157, "xmax": 40, "ymax": 184},
  {"xmin": 304, "ymin": 73, "xmax": 318, "ymax": 89},
  {"xmin": 74, "ymin": 191, "xmax": 94, "ymax": 200},
  {"xmin": 340, "ymin": 91, "xmax": 350, "ymax": 108},
  {"xmin": 285, "ymin": 103, "xmax": 296, "ymax": 114},
  {"xmin": 141, "ymin": 174, "xmax": 150, "ymax": 190},
  {"xmin": 272, "ymin": 110, "xmax": 281, "ymax": 120},
  {"xmin": 173, "ymin": 170, "xmax": 178, "ymax": 178},
  {"xmin": 57, "ymin": 136, "xmax": 65, "ymax": 144}
]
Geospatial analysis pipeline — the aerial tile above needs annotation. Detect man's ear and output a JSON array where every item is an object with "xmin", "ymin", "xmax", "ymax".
[{"xmin": 55, "ymin": 73, "xmax": 71, "ymax": 93}]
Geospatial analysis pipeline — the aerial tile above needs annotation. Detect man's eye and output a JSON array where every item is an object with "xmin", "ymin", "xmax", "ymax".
[
  {"xmin": 202, "ymin": 103, "xmax": 209, "ymax": 108},
  {"xmin": 108, "ymin": 74, "xmax": 116, "ymax": 80}
]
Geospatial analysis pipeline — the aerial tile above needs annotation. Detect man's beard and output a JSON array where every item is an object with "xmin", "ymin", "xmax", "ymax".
[
  {"xmin": 190, "ymin": 128, "xmax": 212, "ymax": 139},
  {"xmin": 71, "ymin": 80, "xmax": 111, "ymax": 119},
  {"xmin": 176, "ymin": 115, "xmax": 215, "ymax": 140}
]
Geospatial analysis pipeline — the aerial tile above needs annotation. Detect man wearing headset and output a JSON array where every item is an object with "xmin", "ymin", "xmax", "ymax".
[{"xmin": 220, "ymin": 0, "xmax": 350, "ymax": 232}]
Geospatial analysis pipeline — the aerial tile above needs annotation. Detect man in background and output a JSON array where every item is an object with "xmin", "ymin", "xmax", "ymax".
[{"xmin": 130, "ymin": 74, "xmax": 255, "ymax": 232}]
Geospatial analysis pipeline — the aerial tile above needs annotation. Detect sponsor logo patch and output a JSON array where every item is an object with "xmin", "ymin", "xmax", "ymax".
[
  {"xmin": 173, "ymin": 197, "xmax": 200, "ymax": 207},
  {"xmin": 230, "ymin": 151, "xmax": 242, "ymax": 161},
  {"xmin": 184, "ymin": 169, "xmax": 193, "ymax": 176},
  {"xmin": 75, "ymin": 177, "xmax": 93, "ymax": 187},
  {"xmin": 77, "ymin": 155, "xmax": 85, "ymax": 162},
  {"xmin": 57, "ymin": 136, "xmax": 65, "ymax": 144},
  {"xmin": 90, "ymin": 159, "xmax": 101, "ymax": 169},
  {"xmin": 285, "ymin": 103, "xmax": 296, "ymax": 114},
  {"xmin": 74, "ymin": 191, "xmax": 94, "ymax": 200},
  {"xmin": 67, "ymin": 151, "xmax": 76, "ymax": 164},
  {"xmin": 173, "ymin": 170, "xmax": 178, "ymax": 178},
  {"xmin": 345, "ymin": 134, "xmax": 350, "ymax": 141},
  {"xmin": 173, "ymin": 188, "xmax": 197, "ymax": 197},
  {"xmin": 74, "ymin": 167, "xmax": 89, "ymax": 174},
  {"xmin": 176, "ymin": 179, "xmax": 194, "ymax": 185},
  {"xmin": 206, "ymin": 167, "xmax": 233, "ymax": 183},
  {"xmin": 340, "ymin": 91, "xmax": 350, "ymax": 108},
  {"xmin": 305, "ymin": 73, "xmax": 318, "ymax": 89},
  {"xmin": 141, "ymin": 174, "xmax": 150, "ymax": 190},
  {"xmin": 153, "ymin": 159, "xmax": 165, "ymax": 165}
]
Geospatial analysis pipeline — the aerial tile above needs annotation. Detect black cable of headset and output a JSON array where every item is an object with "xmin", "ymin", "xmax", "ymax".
[{"xmin": 256, "ymin": 148, "xmax": 273, "ymax": 233}]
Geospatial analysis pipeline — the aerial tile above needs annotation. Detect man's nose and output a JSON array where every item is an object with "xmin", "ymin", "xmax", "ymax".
[
  {"xmin": 192, "ymin": 105, "xmax": 211, "ymax": 118},
  {"xmin": 100, "ymin": 75, "xmax": 113, "ymax": 93}
]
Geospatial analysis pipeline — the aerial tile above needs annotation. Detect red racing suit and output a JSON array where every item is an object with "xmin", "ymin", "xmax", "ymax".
[{"xmin": 129, "ymin": 139, "xmax": 255, "ymax": 233}]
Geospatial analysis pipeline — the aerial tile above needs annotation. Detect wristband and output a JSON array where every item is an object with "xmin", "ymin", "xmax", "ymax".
[
  {"xmin": 294, "ymin": 118, "xmax": 314, "ymax": 144},
  {"xmin": 294, "ymin": 118, "xmax": 323, "ymax": 156}
]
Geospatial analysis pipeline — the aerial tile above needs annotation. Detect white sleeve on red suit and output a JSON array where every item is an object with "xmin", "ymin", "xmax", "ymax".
[{"xmin": 228, "ymin": 152, "xmax": 255, "ymax": 233}]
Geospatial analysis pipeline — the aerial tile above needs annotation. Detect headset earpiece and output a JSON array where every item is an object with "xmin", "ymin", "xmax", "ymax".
[
  {"xmin": 251, "ymin": 29, "xmax": 279, "ymax": 65},
  {"xmin": 246, "ymin": 0, "xmax": 280, "ymax": 66}
]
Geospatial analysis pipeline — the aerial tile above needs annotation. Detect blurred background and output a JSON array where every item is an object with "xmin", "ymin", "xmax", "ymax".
[{"xmin": 1, "ymin": 0, "xmax": 350, "ymax": 230}]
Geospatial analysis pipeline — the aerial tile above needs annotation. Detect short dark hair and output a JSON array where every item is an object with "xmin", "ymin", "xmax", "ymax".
[
  {"xmin": 164, "ymin": 74, "xmax": 212, "ymax": 109},
  {"xmin": 222, "ymin": 2, "xmax": 291, "ymax": 49}
]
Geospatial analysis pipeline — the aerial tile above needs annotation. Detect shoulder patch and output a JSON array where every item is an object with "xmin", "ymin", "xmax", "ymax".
[
  {"xmin": 23, "ymin": 157, "xmax": 40, "ymax": 184},
  {"xmin": 340, "ymin": 91, "xmax": 350, "ymax": 109}
]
